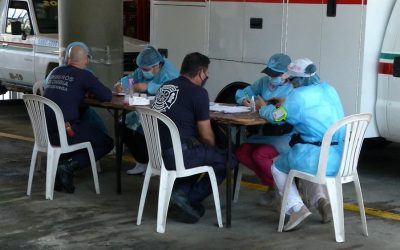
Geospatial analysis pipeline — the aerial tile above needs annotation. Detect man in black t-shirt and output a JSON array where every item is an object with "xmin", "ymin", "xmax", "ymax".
[
  {"xmin": 44, "ymin": 43, "xmax": 114, "ymax": 193},
  {"xmin": 152, "ymin": 52, "xmax": 228, "ymax": 223}
]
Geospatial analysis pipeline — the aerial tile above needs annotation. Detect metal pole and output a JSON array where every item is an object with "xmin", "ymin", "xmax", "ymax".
[{"xmin": 59, "ymin": 0, "xmax": 124, "ymax": 137}]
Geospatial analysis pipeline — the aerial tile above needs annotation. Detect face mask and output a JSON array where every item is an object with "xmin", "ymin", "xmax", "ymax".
[
  {"xmin": 201, "ymin": 76, "xmax": 208, "ymax": 87},
  {"xmin": 270, "ymin": 77, "xmax": 283, "ymax": 86},
  {"xmin": 142, "ymin": 70, "xmax": 154, "ymax": 80}
]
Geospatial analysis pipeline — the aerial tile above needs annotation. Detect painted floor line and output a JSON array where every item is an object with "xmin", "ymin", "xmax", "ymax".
[
  {"xmin": 2, "ymin": 132, "xmax": 399, "ymax": 221},
  {"xmin": 0, "ymin": 132, "xmax": 34, "ymax": 142},
  {"xmin": 241, "ymin": 180, "xmax": 400, "ymax": 221}
]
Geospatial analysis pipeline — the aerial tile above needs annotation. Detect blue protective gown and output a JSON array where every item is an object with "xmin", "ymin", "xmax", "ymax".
[
  {"xmin": 119, "ymin": 58, "xmax": 179, "ymax": 130},
  {"xmin": 264, "ymin": 82, "xmax": 345, "ymax": 176},
  {"xmin": 119, "ymin": 58, "xmax": 178, "ymax": 95},
  {"xmin": 235, "ymin": 76, "xmax": 294, "ymax": 151}
]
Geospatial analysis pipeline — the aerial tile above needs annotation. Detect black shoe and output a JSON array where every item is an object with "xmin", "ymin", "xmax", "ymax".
[
  {"xmin": 191, "ymin": 203, "xmax": 205, "ymax": 217},
  {"xmin": 56, "ymin": 161, "xmax": 75, "ymax": 193},
  {"xmin": 54, "ymin": 174, "xmax": 63, "ymax": 192},
  {"xmin": 169, "ymin": 191, "xmax": 200, "ymax": 224}
]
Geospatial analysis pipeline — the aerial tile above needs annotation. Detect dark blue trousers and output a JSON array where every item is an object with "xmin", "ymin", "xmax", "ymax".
[
  {"xmin": 163, "ymin": 144, "xmax": 227, "ymax": 205},
  {"xmin": 49, "ymin": 121, "xmax": 114, "ymax": 169}
]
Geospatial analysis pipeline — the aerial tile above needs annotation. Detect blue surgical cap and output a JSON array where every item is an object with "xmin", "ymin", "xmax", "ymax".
[
  {"xmin": 261, "ymin": 53, "xmax": 291, "ymax": 77},
  {"xmin": 64, "ymin": 41, "xmax": 91, "ymax": 65},
  {"xmin": 136, "ymin": 45, "xmax": 164, "ymax": 68}
]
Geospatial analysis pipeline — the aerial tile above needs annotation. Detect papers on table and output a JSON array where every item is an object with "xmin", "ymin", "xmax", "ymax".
[
  {"xmin": 129, "ymin": 96, "xmax": 150, "ymax": 106},
  {"xmin": 209, "ymin": 102, "xmax": 251, "ymax": 113}
]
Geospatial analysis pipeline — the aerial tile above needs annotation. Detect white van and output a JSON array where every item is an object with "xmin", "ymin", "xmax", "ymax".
[{"xmin": 0, "ymin": 0, "xmax": 146, "ymax": 94}]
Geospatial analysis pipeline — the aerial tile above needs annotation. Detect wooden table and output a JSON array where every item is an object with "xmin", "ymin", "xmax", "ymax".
[
  {"xmin": 210, "ymin": 110, "xmax": 266, "ymax": 227},
  {"xmin": 85, "ymin": 95, "xmax": 139, "ymax": 194}
]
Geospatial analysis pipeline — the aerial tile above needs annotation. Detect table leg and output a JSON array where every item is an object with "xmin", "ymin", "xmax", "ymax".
[
  {"xmin": 232, "ymin": 126, "xmax": 246, "ymax": 200},
  {"xmin": 114, "ymin": 109, "xmax": 126, "ymax": 194},
  {"xmin": 226, "ymin": 125, "xmax": 233, "ymax": 228}
]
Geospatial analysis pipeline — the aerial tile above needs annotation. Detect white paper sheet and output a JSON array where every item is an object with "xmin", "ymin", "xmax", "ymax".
[
  {"xmin": 129, "ymin": 96, "xmax": 150, "ymax": 106},
  {"xmin": 209, "ymin": 103, "xmax": 251, "ymax": 113}
]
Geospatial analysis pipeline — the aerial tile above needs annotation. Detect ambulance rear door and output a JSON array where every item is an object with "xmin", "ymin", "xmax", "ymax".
[{"xmin": 377, "ymin": 0, "xmax": 400, "ymax": 142}]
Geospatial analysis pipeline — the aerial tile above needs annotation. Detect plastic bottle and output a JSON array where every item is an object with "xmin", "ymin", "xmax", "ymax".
[
  {"xmin": 123, "ymin": 78, "xmax": 134, "ymax": 105},
  {"xmin": 250, "ymin": 96, "xmax": 256, "ymax": 112},
  {"xmin": 128, "ymin": 78, "xmax": 134, "ymax": 97}
]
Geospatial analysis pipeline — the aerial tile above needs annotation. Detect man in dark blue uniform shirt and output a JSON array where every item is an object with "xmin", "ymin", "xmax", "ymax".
[
  {"xmin": 152, "ymin": 52, "xmax": 228, "ymax": 223},
  {"xmin": 44, "ymin": 43, "xmax": 114, "ymax": 193}
]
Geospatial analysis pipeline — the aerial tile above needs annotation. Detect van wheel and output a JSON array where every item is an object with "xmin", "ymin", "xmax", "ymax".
[
  {"xmin": 45, "ymin": 63, "xmax": 59, "ymax": 78},
  {"xmin": 0, "ymin": 84, "xmax": 7, "ymax": 95}
]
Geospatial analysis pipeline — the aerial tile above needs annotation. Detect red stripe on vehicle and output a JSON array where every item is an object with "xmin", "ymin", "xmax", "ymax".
[
  {"xmin": 211, "ymin": 0, "xmax": 366, "ymax": 3},
  {"xmin": 378, "ymin": 62, "xmax": 393, "ymax": 75},
  {"xmin": 157, "ymin": 0, "xmax": 367, "ymax": 3},
  {"xmin": 5, "ymin": 41, "xmax": 33, "ymax": 49}
]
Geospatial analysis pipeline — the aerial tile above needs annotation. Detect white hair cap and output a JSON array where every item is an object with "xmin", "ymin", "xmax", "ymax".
[{"xmin": 287, "ymin": 58, "xmax": 317, "ymax": 77}]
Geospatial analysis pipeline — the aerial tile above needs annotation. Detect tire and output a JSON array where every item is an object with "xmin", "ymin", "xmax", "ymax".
[
  {"xmin": 0, "ymin": 83, "xmax": 7, "ymax": 95},
  {"xmin": 45, "ymin": 63, "xmax": 59, "ymax": 78}
]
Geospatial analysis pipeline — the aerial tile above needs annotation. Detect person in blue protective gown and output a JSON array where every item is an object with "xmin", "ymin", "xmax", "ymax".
[
  {"xmin": 263, "ymin": 58, "xmax": 345, "ymax": 231},
  {"xmin": 234, "ymin": 55, "xmax": 334, "ymax": 224},
  {"xmin": 115, "ymin": 45, "xmax": 179, "ymax": 175},
  {"xmin": 234, "ymin": 53, "xmax": 293, "ymax": 188}
]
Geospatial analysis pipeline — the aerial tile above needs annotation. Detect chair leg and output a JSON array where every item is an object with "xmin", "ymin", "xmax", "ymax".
[
  {"xmin": 96, "ymin": 161, "xmax": 102, "ymax": 173},
  {"xmin": 326, "ymin": 179, "xmax": 345, "ymax": 243},
  {"xmin": 46, "ymin": 150, "xmax": 60, "ymax": 200},
  {"xmin": 36, "ymin": 151, "xmax": 44, "ymax": 173},
  {"xmin": 353, "ymin": 174, "xmax": 368, "ymax": 237},
  {"xmin": 87, "ymin": 146, "xmax": 100, "ymax": 194},
  {"xmin": 156, "ymin": 169, "xmax": 175, "ymax": 233},
  {"xmin": 27, "ymin": 147, "xmax": 38, "ymax": 196},
  {"xmin": 278, "ymin": 173, "xmax": 294, "ymax": 232},
  {"xmin": 208, "ymin": 170, "xmax": 223, "ymax": 228},
  {"xmin": 137, "ymin": 165, "xmax": 153, "ymax": 225},
  {"xmin": 233, "ymin": 164, "xmax": 243, "ymax": 203}
]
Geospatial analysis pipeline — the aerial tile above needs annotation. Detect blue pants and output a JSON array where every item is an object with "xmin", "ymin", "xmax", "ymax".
[
  {"xmin": 120, "ymin": 123, "xmax": 148, "ymax": 164},
  {"xmin": 163, "ymin": 144, "xmax": 227, "ymax": 205},
  {"xmin": 49, "ymin": 121, "xmax": 114, "ymax": 169}
]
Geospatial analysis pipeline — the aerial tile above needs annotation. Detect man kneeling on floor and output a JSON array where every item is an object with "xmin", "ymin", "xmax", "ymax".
[{"xmin": 152, "ymin": 52, "xmax": 230, "ymax": 223}]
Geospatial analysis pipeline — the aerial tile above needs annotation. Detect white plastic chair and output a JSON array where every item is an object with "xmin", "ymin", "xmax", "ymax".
[
  {"xmin": 32, "ymin": 80, "xmax": 44, "ymax": 96},
  {"xmin": 23, "ymin": 94, "xmax": 100, "ymax": 200},
  {"xmin": 278, "ymin": 113, "xmax": 372, "ymax": 242},
  {"xmin": 135, "ymin": 106, "xmax": 223, "ymax": 233},
  {"xmin": 32, "ymin": 80, "xmax": 45, "ymax": 172}
]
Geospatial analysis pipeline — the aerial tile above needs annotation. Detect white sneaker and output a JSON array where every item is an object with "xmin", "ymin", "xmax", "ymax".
[
  {"xmin": 126, "ymin": 163, "xmax": 147, "ymax": 175},
  {"xmin": 283, "ymin": 205, "xmax": 312, "ymax": 232}
]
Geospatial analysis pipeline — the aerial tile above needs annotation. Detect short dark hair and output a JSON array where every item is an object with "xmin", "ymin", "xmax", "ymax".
[{"xmin": 180, "ymin": 52, "xmax": 210, "ymax": 77}]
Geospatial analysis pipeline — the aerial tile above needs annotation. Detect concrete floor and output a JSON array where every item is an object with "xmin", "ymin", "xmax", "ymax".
[{"xmin": 1, "ymin": 100, "xmax": 400, "ymax": 249}]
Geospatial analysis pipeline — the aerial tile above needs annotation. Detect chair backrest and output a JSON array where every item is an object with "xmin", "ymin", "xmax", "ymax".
[
  {"xmin": 136, "ymin": 106, "xmax": 186, "ymax": 173},
  {"xmin": 23, "ymin": 94, "xmax": 70, "ymax": 149},
  {"xmin": 32, "ymin": 80, "xmax": 44, "ymax": 96},
  {"xmin": 315, "ymin": 113, "xmax": 372, "ymax": 181},
  {"xmin": 214, "ymin": 81, "xmax": 250, "ymax": 104}
]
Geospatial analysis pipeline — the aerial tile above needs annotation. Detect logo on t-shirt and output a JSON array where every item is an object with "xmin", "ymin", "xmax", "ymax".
[
  {"xmin": 46, "ymin": 74, "xmax": 74, "ymax": 92},
  {"xmin": 152, "ymin": 85, "xmax": 179, "ymax": 112}
]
